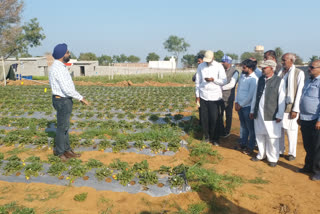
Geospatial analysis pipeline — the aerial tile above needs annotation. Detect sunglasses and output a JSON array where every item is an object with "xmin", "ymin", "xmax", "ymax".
[{"xmin": 309, "ymin": 65, "xmax": 320, "ymax": 70}]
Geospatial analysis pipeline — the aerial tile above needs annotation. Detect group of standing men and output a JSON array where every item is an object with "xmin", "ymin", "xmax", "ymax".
[{"xmin": 195, "ymin": 50, "xmax": 320, "ymax": 181}]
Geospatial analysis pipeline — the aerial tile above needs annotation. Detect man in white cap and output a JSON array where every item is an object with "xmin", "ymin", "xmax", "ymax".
[
  {"xmin": 278, "ymin": 53, "xmax": 305, "ymax": 161},
  {"xmin": 250, "ymin": 60, "xmax": 286, "ymax": 167},
  {"xmin": 49, "ymin": 43, "xmax": 89, "ymax": 161},
  {"xmin": 195, "ymin": 50, "xmax": 227, "ymax": 145}
]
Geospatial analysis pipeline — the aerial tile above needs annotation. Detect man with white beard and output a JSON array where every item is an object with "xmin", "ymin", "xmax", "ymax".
[
  {"xmin": 250, "ymin": 60, "xmax": 286, "ymax": 167},
  {"xmin": 278, "ymin": 53, "xmax": 305, "ymax": 161}
]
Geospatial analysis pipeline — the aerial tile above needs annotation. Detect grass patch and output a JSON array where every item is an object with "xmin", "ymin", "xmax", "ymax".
[
  {"xmin": 247, "ymin": 177, "xmax": 270, "ymax": 184},
  {"xmin": 73, "ymin": 192, "xmax": 88, "ymax": 202}
]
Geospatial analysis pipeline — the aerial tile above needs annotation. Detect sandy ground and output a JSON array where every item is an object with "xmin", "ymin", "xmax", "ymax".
[{"xmin": 0, "ymin": 81, "xmax": 319, "ymax": 213}]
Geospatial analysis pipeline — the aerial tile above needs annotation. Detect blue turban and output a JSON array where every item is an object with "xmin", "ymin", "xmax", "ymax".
[
  {"xmin": 52, "ymin": 43, "xmax": 68, "ymax": 59},
  {"xmin": 221, "ymin": 55, "xmax": 232, "ymax": 64}
]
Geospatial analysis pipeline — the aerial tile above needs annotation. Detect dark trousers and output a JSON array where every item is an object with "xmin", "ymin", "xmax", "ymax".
[
  {"xmin": 52, "ymin": 96, "xmax": 73, "ymax": 156},
  {"xmin": 200, "ymin": 98, "xmax": 220, "ymax": 142},
  {"xmin": 300, "ymin": 119, "xmax": 320, "ymax": 175},
  {"xmin": 220, "ymin": 100, "xmax": 234, "ymax": 135}
]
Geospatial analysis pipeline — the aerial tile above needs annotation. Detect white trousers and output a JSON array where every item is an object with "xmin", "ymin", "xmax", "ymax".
[
  {"xmin": 279, "ymin": 128, "xmax": 298, "ymax": 157},
  {"xmin": 256, "ymin": 134, "xmax": 280, "ymax": 163}
]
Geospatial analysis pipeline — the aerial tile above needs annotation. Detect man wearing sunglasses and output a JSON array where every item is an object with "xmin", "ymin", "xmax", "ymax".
[
  {"xmin": 298, "ymin": 60, "xmax": 320, "ymax": 181},
  {"xmin": 277, "ymin": 53, "xmax": 305, "ymax": 161}
]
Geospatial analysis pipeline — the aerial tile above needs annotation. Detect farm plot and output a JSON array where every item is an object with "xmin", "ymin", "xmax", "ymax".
[{"xmin": 0, "ymin": 86, "xmax": 200, "ymax": 194}]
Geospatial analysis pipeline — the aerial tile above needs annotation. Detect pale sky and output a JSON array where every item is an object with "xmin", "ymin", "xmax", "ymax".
[{"xmin": 23, "ymin": 0, "xmax": 320, "ymax": 62}]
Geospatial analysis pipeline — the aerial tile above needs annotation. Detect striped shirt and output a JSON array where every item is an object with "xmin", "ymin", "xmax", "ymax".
[{"xmin": 49, "ymin": 60, "xmax": 83, "ymax": 100}]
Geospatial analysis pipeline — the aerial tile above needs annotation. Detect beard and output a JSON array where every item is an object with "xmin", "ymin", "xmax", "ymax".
[
  {"xmin": 63, "ymin": 55, "xmax": 71, "ymax": 63},
  {"xmin": 242, "ymin": 71, "xmax": 248, "ymax": 74}
]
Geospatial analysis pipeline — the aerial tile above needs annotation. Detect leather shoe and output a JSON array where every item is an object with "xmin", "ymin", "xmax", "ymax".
[
  {"xmin": 268, "ymin": 162, "xmax": 277, "ymax": 167},
  {"xmin": 59, "ymin": 154, "xmax": 69, "ymax": 162},
  {"xmin": 64, "ymin": 150, "xmax": 81, "ymax": 158}
]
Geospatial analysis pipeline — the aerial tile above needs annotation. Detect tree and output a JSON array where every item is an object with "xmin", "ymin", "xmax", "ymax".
[
  {"xmin": 294, "ymin": 54, "xmax": 303, "ymax": 65},
  {"xmin": 0, "ymin": 16, "xmax": 45, "ymax": 59},
  {"xmin": 163, "ymin": 56, "xmax": 170, "ymax": 61},
  {"xmin": 163, "ymin": 35, "xmax": 190, "ymax": 66},
  {"xmin": 214, "ymin": 50, "xmax": 224, "ymax": 62},
  {"xmin": 226, "ymin": 53, "xmax": 238, "ymax": 61},
  {"xmin": 127, "ymin": 55, "xmax": 140, "ymax": 63},
  {"xmin": 98, "ymin": 55, "xmax": 112, "ymax": 65},
  {"xmin": 69, "ymin": 51, "xmax": 77, "ymax": 59},
  {"xmin": 78, "ymin": 52, "xmax": 97, "ymax": 61},
  {"xmin": 309, "ymin": 55, "xmax": 319, "ymax": 63},
  {"xmin": 196, "ymin": 50, "xmax": 206, "ymax": 56},
  {"xmin": 240, "ymin": 52, "xmax": 263, "ymax": 63},
  {"xmin": 146, "ymin": 52, "xmax": 160, "ymax": 62},
  {"xmin": 181, "ymin": 54, "xmax": 196, "ymax": 68},
  {"xmin": 274, "ymin": 47, "xmax": 284, "ymax": 63}
]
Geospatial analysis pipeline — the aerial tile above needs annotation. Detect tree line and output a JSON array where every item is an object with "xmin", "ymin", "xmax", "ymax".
[{"xmin": 1, "ymin": 1, "xmax": 318, "ymax": 67}]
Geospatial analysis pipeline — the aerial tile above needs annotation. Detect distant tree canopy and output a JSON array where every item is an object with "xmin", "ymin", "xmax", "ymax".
[
  {"xmin": 69, "ymin": 51, "xmax": 77, "ymax": 59},
  {"xmin": 240, "ymin": 52, "xmax": 263, "ymax": 63},
  {"xmin": 98, "ymin": 55, "xmax": 112, "ymax": 65},
  {"xmin": 163, "ymin": 35, "xmax": 190, "ymax": 66},
  {"xmin": 181, "ymin": 54, "xmax": 197, "ymax": 68},
  {"xmin": 214, "ymin": 50, "xmax": 224, "ymax": 62},
  {"xmin": 112, "ymin": 54, "xmax": 127, "ymax": 63},
  {"xmin": 309, "ymin": 55, "xmax": 319, "ymax": 63},
  {"xmin": 226, "ymin": 53, "xmax": 238, "ymax": 61},
  {"xmin": 274, "ymin": 47, "xmax": 284, "ymax": 63},
  {"xmin": 163, "ymin": 56, "xmax": 170, "ymax": 61},
  {"xmin": 78, "ymin": 52, "xmax": 97, "ymax": 61},
  {"xmin": 0, "ymin": 1, "xmax": 45, "ymax": 59},
  {"xmin": 127, "ymin": 55, "xmax": 140, "ymax": 63},
  {"xmin": 294, "ymin": 54, "xmax": 303, "ymax": 65},
  {"xmin": 146, "ymin": 52, "xmax": 160, "ymax": 62}
]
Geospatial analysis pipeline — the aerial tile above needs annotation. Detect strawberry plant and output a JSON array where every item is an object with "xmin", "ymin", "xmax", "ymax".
[
  {"xmin": 138, "ymin": 171, "xmax": 158, "ymax": 185},
  {"xmin": 158, "ymin": 165, "xmax": 172, "ymax": 175},
  {"xmin": 47, "ymin": 155, "xmax": 61, "ymax": 164},
  {"xmin": 95, "ymin": 167, "xmax": 112, "ymax": 181},
  {"xmin": 24, "ymin": 162, "xmax": 43, "ymax": 177},
  {"xmin": 149, "ymin": 140, "xmax": 165, "ymax": 153},
  {"xmin": 48, "ymin": 162, "xmax": 67, "ymax": 176},
  {"xmin": 132, "ymin": 160, "xmax": 149, "ymax": 173},
  {"xmin": 116, "ymin": 169, "xmax": 135, "ymax": 186},
  {"xmin": 98, "ymin": 140, "xmax": 112, "ymax": 150},
  {"xmin": 0, "ymin": 152, "xmax": 4, "ymax": 161},
  {"xmin": 69, "ymin": 165, "xmax": 88, "ymax": 177},
  {"xmin": 25, "ymin": 156, "xmax": 41, "ymax": 163},
  {"xmin": 149, "ymin": 114, "xmax": 159, "ymax": 122},
  {"xmin": 169, "ymin": 175, "xmax": 185, "ymax": 188},
  {"xmin": 133, "ymin": 140, "xmax": 146, "ymax": 150},
  {"xmin": 109, "ymin": 159, "xmax": 128, "ymax": 170},
  {"xmin": 3, "ymin": 160, "xmax": 24, "ymax": 175},
  {"xmin": 173, "ymin": 114, "xmax": 184, "ymax": 121},
  {"xmin": 173, "ymin": 164, "xmax": 189, "ymax": 175},
  {"xmin": 86, "ymin": 159, "xmax": 104, "ymax": 169},
  {"xmin": 66, "ymin": 158, "xmax": 82, "ymax": 167},
  {"xmin": 6, "ymin": 155, "xmax": 21, "ymax": 162},
  {"xmin": 167, "ymin": 140, "xmax": 180, "ymax": 152},
  {"xmin": 112, "ymin": 139, "xmax": 129, "ymax": 152}
]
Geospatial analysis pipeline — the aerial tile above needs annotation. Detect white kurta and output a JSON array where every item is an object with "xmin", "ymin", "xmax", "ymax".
[
  {"xmin": 277, "ymin": 68, "xmax": 305, "ymax": 130},
  {"xmin": 250, "ymin": 78, "xmax": 286, "ymax": 138},
  {"xmin": 250, "ymin": 76, "xmax": 286, "ymax": 163},
  {"xmin": 277, "ymin": 66, "xmax": 305, "ymax": 157}
]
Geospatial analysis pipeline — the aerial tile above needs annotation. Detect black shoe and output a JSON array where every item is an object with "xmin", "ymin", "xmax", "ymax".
[
  {"xmin": 287, "ymin": 155, "xmax": 295, "ymax": 161},
  {"xmin": 311, "ymin": 174, "xmax": 320, "ymax": 181},
  {"xmin": 279, "ymin": 154, "xmax": 285, "ymax": 158},
  {"xmin": 222, "ymin": 133, "xmax": 230, "ymax": 138},
  {"xmin": 297, "ymin": 168, "xmax": 312, "ymax": 173},
  {"xmin": 268, "ymin": 162, "xmax": 277, "ymax": 167},
  {"xmin": 251, "ymin": 157, "xmax": 261, "ymax": 162},
  {"xmin": 211, "ymin": 141, "xmax": 219, "ymax": 146}
]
